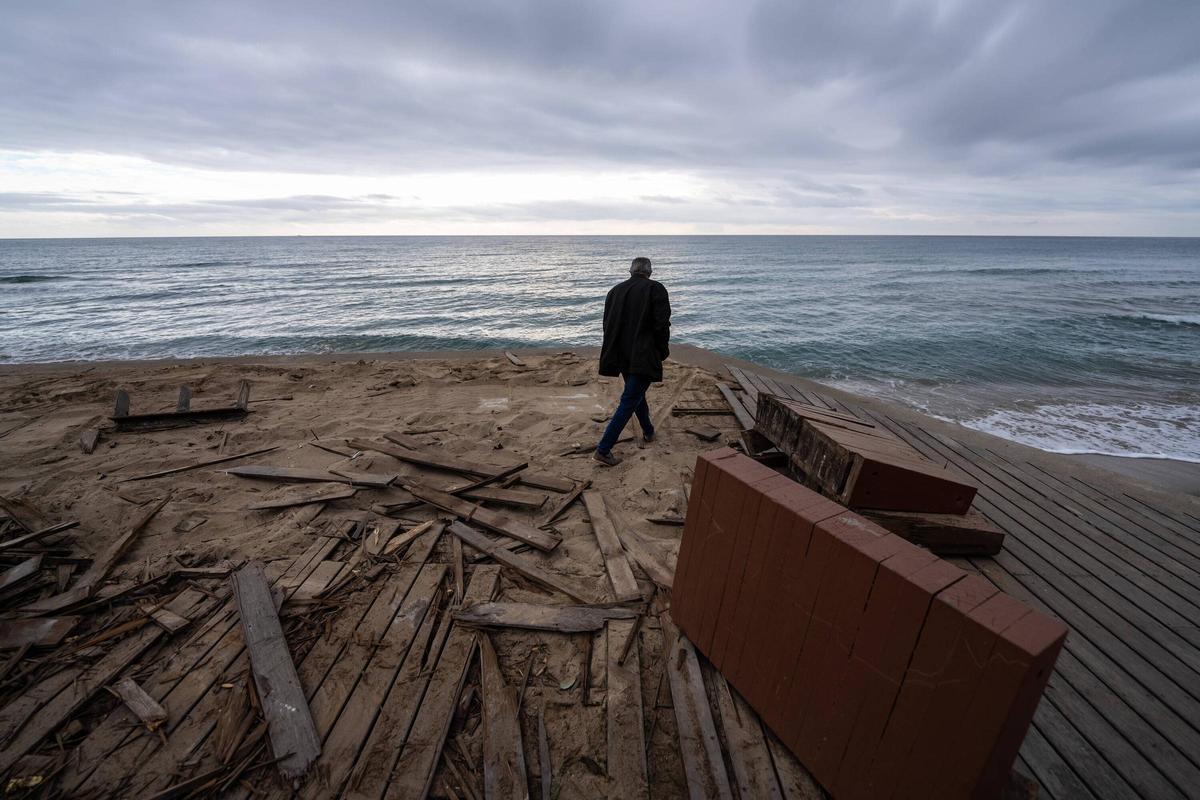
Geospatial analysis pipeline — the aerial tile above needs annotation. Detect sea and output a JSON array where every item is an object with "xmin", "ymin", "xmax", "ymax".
[{"xmin": 2, "ymin": 235, "xmax": 1198, "ymax": 463}]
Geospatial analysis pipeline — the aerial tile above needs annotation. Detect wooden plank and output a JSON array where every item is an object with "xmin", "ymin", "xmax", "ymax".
[
  {"xmin": 539, "ymin": 708, "xmax": 552, "ymax": 800},
  {"xmin": 291, "ymin": 560, "xmax": 345, "ymax": 601},
  {"xmin": 461, "ymin": 485, "xmax": 548, "ymax": 509},
  {"xmin": 447, "ymin": 522, "xmax": 598, "ymax": 604},
  {"xmin": 382, "ymin": 566, "xmax": 500, "ymax": 800},
  {"xmin": 0, "ymin": 616, "xmax": 78, "ymax": 649},
  {"xmin": 362, "ymin": 435, "xmax": 576, "ymax": 493},
  {"xmin": 79, "ymin": 428, "xmax": 100, "ymax": 454},
  {"xmin": 406, "ymin": 483, "xmax": 561, "ymax": 552},
  {"xmin": 176, "ymin": 385, "xmax": 192, "ymax": 412},
  {"xmin": 20, "ymin": 496, "xmax": 168, "ymax": 614},
  {"xmin": 712, "ymin": 670, "xmax": 786, "ymax": 800},
  {"xmin": 663, "ymin": 616, "xmax": 734, "ymax": 800},
  {"xmin": 453, "ymin": 602, "xmax": 637, "ymax": 633},
  {"xmin": 109, "ymin": 677, "xmax": 168, "ymax": 730},
  {"xmin": 235, "ymin": 379, "xmax": 251, "ymax": 410},
  {"xmin": 231, "ymin": 562, "xmax": 321, "ymax": 780},
  {"xmin": 118, "ymin": 446, "xmax": 279, "ymax": 483},
  {"xmin": 504, "ymin": 351, "xmax": 525, "ymax": 367},
  {"xmin": 479, "ymin": 634, "xmax": 529, "ymax": 800},
  {"xmin": 114, "ymin": 388, "xmax": 130, "ymax": 417},
  {"xmin": 247, "ymin": 482, "xmax": 356, "ymax": 510},
  {"xmin": 226, "ymin": 465, "xmax": 347, "ymax": 484},
  {"xmin": 606, "ymin": 617, "xmax": 648, "ymax": 799},
  {"xmin": 143, "ymin": 604, "xmax": 192, "ymax": 633},
  {"xmin": 112, "ymin": 405, "xmax": 250, "ymax": 429},
  {"xmin": 764, "ymin": 730, "xmax": 824, "ymax": 800},
  {"xmin": 538, "ymin": 479, "xmax": 591, "ymax": 527},
  {"xmin": 584, "ymin": 491, "xmax": 642, "ymax": 603},
  {"xmin": 328, "ymin": 468, "xmax": 397, "ymax": 488},
  {"xmin": 685, "ymin": 423, "xmax": 722, "ymax": 442},
  {"xmin": 613, "ymin": 526, "xmax": 675, "ymax": 590},
  {"xmin": 857, "ymin": 507, "xmax": 1005, "ymax": 556},
  {"xmin": 365, "ymin": 520, "xmax": 402, "ymax": 557},
  {"xmin": 0, "ymin": 520, "xmax": 77, "ymax": 553},
  {"xmin": 452, "ymin": 535, "xmax": 465, "ymax": 603},
  {"xmin": 383, "ymin": 520, "xmax": 439, "ymax": 557},
  {"xmin": 0, "ymin": 553, "xmax": 42, "ymax": 593},
  {"xmin": 0, "ymin": 589, "xmax": 208, "ymax": 774},
  {"xmin": 715, "ymin": 382, "xmax": 756, "ymax": 430}
]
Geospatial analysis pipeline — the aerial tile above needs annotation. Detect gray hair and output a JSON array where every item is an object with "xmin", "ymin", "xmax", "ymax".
[{"xmin": 630, "ymin": 257, "xmax": 652, "ymax": 276}]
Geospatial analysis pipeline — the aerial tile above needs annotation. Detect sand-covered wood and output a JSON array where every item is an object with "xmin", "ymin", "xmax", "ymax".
[{"xmin": 454, "ymin": 601, "xmax": 637, "ymax": 632}]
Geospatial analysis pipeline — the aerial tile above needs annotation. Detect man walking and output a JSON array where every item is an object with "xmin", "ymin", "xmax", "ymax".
[{"xmin": 595, "ymin": 256, "xmax": 672, "ymax": 466}]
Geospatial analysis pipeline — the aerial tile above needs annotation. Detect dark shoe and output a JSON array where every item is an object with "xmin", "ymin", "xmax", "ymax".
[
  {"xmin": 593, "ymin": 450, "xmax": 622, "ymax": 467},
  {"xmin": 642, "ymin": 429, "xmax": 655, "ymax": 445}
]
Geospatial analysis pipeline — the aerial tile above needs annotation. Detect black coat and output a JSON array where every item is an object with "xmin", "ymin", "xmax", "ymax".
[{"xmin": 599, "ymin": 275, "xmax": 672, "ymax": 383}]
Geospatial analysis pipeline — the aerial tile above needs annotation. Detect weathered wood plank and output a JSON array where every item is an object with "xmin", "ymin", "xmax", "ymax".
[
  {"xmin": 583, "ymin": 491, "xmax": 642, "ymax": 602},
  {"xmin": 715, "ymin": 382, "xmax": 756, "ymax": 430},
  {"xmin": 447, "ymin": 522, "xmax": 598, "ymax": 604},
  {"xmin": 859, "ymin": 507, "xmax": 1004, "ymax": 556},
  {"xmin": 613, "ymin": 526, "xmax": 675, "ymax": 590},
  {"xmin": 480, "ymin": 634, "xmax": 529, "ymax": 800},
  {"xmin": 663, "ymin": 617, "xmax": 733, "ymax": 800},
  {"xmin": 539, "ymin": 707, "xmax": 552, "ymax": 800},
  {"xmin": 383, "ymin": 520, "xmax": 439, "ymax": 557},
  {"xmin": 247, "ymin": 482, "xmax": 356, "ymax": 510},
  {"xmin": 453, "ymin": 602, "xmax": 637, "ymax": 633},
  {"xmin": 406, "ymin": 483, "xmax": 560, "ymax": 552},
  {"xmin": 328, "ymin": 468, "xmax": 397, "ymax": 488},
  {"xmin": 382, "ymin": 566, "xmax": 500, "ymax": 800},
  {"xmin": 606, "ymin": 617, "xmax": 648, "ymax": 799},
  {"xmin": 461, "ymin": 485, "xmax": 548, "ymax": 509},
  {"xmin": 0, "ymin": 616, "xmax": 78, "ymax": 649},
  {"xmin": 118, "ymin": 443, "xmax": 279, "ymax": 482},
  {"xmin": 109, "ymin": 677, "xmax": 168, "ymax": 730},
  {"xmin": 685, "ymin": 423, "xmax": 722, "ymax": 442},
  {"xmin": 538, "ymin": 479, "xmax": 591, "ymax": 527},
  {"xmin": 360, "ymin": 435, "xmax": 577, "ymax": 493},
  {"xmin": 504, "ymin": 351, "xmax": 525, "ymax": 367},
  {"xmin": 0, "ymin": 553, "xmax": 42, "ymax": 593},
  {"xmin": 226, "ymin": 465, "xmax": 347, "ymax": 484},
  {"xmin": 79, "ymin": 428, "xmax": 100, "ymax": 454},
  {"xmin": 712, "ymin": 671, "xmax": 785, "ymax": 800},
  {"xmin": 232, "ymin": 562, "xmax": 321, "ymax": 779},
  {"xmin": 0, "ymin": 520, "xmax": 78, "ymax": 553}
]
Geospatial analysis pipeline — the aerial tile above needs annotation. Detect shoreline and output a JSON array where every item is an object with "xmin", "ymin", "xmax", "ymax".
[{"xmin": 3, "ymin": 342, "xmax": 1198, "ymax": 499}]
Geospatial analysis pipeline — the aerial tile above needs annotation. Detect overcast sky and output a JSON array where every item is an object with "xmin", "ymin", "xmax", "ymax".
[{"xmin": 2, "ymin": 0, "xmax": 1198, "ymax": 237}]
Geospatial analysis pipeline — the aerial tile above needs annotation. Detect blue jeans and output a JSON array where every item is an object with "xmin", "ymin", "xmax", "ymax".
[{"xmin": 598, "ymin": 373, "xmax": 654, "ymax": 455}]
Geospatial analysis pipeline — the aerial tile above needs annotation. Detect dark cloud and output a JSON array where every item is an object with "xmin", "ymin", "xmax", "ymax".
[{"xmin": 0, "ymin": 0, "xmax": 1198, "ymax": 231}]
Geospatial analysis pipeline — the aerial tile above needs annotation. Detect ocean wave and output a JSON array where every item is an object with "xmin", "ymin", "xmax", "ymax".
[
  {"xmin": 1106, "ymin": 312, "xmax": 1200, "ymax": 328},
  {"xmin": 960, "ymin": 401, "xmax": 1200, "ymax": 463},
  {"xmin": 0, "ymin": 275, "xmax": 62, "ymax": 284}
]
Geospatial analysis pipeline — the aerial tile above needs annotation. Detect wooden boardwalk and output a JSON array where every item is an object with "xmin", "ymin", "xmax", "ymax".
[{"xmin": 725, "ymin": 365, "xmax": 1200, "ymax": 800}]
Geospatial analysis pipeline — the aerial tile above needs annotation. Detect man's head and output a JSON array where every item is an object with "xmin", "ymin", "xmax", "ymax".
[{"xmin": 630, "ymin": 257, "xmax": 652, "ymax": 277}]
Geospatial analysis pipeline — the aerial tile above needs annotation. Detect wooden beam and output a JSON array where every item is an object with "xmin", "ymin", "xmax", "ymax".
[
  {"xmin": 231, "ymin": 562, "xmax": 321, "ymax": 780},
  {"xmin": 606, "ymin": 617, "xmax": 649, "ymax": 799},
  {"xmin": 479, "ymin": 635, "xmax": 529, "ymax": 799},
  {"xmin": 405, "ymin": 483, "xmax": 560, "ymax": 552},
  {"xmin": 446, "ymin": 522, "xmax": 597, "ymax": 604},
  {"xmin": 118, "ymin": 446, "xmax": 279, "ymax": 483},
  {"xmin": 583, "ymin": 491, "xmax": 642, "ymax": 603},
  {"xmin": 663, "ymin": 617, "xmax": 734, "ymax": 800},
  {"xmin": 453, "ymin": 602, "xmax": 637, "ymax": 633}
]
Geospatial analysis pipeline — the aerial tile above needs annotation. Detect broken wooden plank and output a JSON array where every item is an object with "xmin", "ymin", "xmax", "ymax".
[
  {"xmin": 607, "ymin": 617, "xmax": 649, "ymax": 799},
  {"xmin": 715, "ymin": 382, "xmax": 756, "ymax": 430},
  {"xmin": 452, "ymin": 535, "xmax": 465, "ymax": 604},
  {"xmin": 361, "ymin": 435, "xmax": 576, "ymax": 493},
  {"xmin": 291, "ymin": 560, "xmax": 345, "ymax": 601},
  {"xmin": 646, "ymin": 515, "xmax": 685, "ymax": 526},
  {"xmin": 0, "ymin": 616, "xmax": 78, "ymax": 649},
  {"xmin": 176, "ymin": 386, "xmax": 193, "ymax": 412},
  {"xmin": 685, "ymin": 423, "xmax": 722, "ymax": 442},
  {"xmin": 453, "ymin": 602, "xmax": 637, "ymax": 633},
  {"xmin": 406, "ymin": 483, "xmax": 560, "ymax": 552},
  {"xmin": 538, "ymin": 708, "xmax": 552, "ymax": 800},
  {"xmin": 583, "ymin": 491, "xmax": 642, "ymax": 603},
  {"xmin": 0, "ymin": 554, "xmax": 42, "ymax": 594},
  {"xmin": 538, "ymin": 479, "xmax": 590, "ymax": 527},
  {"xmin": 112, "ymin": 404, "xmax": 250, "ymax": 430},
  {"xmin": 446, "ymin": 522, "xmax": 597, "ymax": 604},
  {"xmin": 503, "ymin": 351, "xmax": 525, "ymax": 367},
  {"xmin": 0, "ymin": 520, "xmax": 78, "ymax": 553},
  {"xmin": 79, "ymin": 428, "xmax": 100, "ymax": 454},
  {"xmin": 247, "ymin": 482, "xmax": 356, "ymax": 511},
  {"xmin": 672, "ymin": 406, "xmax": 733, "ymax": 416},
  {"xmin": 20, "ymin": 496, "xmax": 169, "ymax": 615},
  {"xmin": 712, "ymin": 671, "xmax": 785, "ymax": 800},
  {"xmin": 460, "ymin": 485, "xmax": 548, "ymax": 509},
  {"xmin": 225, "ymin": 465, "xmax": 347, "ymax": 484},
  {"xmin": 859, "ymin": 507, "xmax": 1005, "ymax": 556},
  {"xmin": 382, "ymin": 520, "xmax": 438, "ymax": 557},
  {"xmin": 108, "ymin": 677, "xmax": 168, "ymax": 731},
  {"xmin": 613, "ymin": 526, "xmax": 675, "ymax": 591},
  {"xmin": 479, "ymin": 635, "xmax": 529, "ymax": 800},
  {"xmin": 328, "ymin": 469, "xmax": 397, "ymax": 488},
  {"xmin": 382, "ymin": 566, "xmax": 500, "ymax": 800},
  {"xmin": 231, "ymin": 562, "xmax": 321, "ymax": 780},
  {"xmin": 364, "ymin": 520, "xmax": 401, "ymax": 557},
  {"xmin": 663, "ymin": 616, "xmax": 734, "ymax": 800},
  {"xmin": 119, "ymin": 446, "xmax": 279, "ymax": 483}
]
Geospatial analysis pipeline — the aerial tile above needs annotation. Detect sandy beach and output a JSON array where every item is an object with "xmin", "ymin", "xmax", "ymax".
[{"xmin": 2, "ymin": 344, "xmax": 1198, "ymax": 796}]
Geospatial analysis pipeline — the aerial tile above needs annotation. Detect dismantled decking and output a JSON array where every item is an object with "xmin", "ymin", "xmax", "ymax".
[{"xmin": 724, "ymin": 365, "xmax": 1200, "ymax": 800}]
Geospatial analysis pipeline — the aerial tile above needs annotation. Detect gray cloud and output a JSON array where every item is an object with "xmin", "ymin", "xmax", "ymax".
[{"xmin": 0, "ymin": 0, "xmax": 1198, "ymax": 232}]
